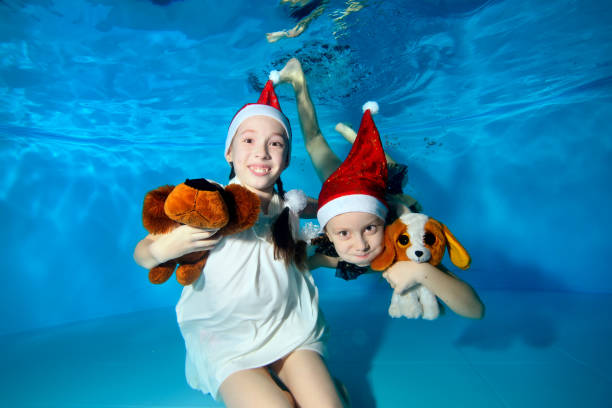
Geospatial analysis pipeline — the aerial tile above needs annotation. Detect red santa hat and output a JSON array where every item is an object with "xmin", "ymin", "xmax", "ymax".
[
  {"xmin": 226, "ymin": 78, "xmax": 292, "ymax": 163},
  {"xmin": 317, "ymin": 102, "xmax": 389, "ymax": 228}
]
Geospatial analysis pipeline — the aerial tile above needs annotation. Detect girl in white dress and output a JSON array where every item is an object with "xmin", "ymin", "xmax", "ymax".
[{"xmin": 134, "ymin": 80, "xmax": 347, "ymax": 407}]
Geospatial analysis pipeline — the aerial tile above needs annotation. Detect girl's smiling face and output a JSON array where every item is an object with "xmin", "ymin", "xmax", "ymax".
[
  {"xmin": 325, "ymin": 212, "xmax": 385, "ymax": 266},
  {"xmin": 225, "ymin": 115, "xmax": 289, "ymax": 197}
]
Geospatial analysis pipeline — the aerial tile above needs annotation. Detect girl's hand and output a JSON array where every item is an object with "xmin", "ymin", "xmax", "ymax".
[
  {"xmin": 149, "ymin": 225, "xmax": 221, "ymax": 264},
  {"xmin": 300, "ymin": 196, "xmax": 319, "ymax": 219},
  {"xmin": 382, "ymin": 261, "xmax": 425, "ymax": 294}
]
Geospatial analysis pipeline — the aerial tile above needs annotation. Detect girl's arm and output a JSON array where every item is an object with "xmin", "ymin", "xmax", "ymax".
[
  {"xmin": 300, "ymin": 196, "xmax": 319, "ymax": 219},
  {"xmin": 307, "ymin": 253, "xmax": 339, "ymax": 270},
  {"xmin": 383, "ymin": 261, "xmax": 485, "ymax": 319},
  {"xmin": 387, "ymin": 194, "xmax": 423, "ymax": 215},
  {"xmin": 133, "ymin": 225, "xmax": 221, "ymax": 269}
]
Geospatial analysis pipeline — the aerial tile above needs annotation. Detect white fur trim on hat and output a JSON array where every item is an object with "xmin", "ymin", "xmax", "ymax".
[
  {"xmin": 317, "ymin": 194, "xmax": 388, "ymax": 229},
  {"xmin": 225, "ymin": 104, "xmax": 292, "ymax": 161}
]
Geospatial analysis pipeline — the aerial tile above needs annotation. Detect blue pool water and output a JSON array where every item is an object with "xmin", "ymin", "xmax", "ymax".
[{"xmin": 1, "ymin": 0, "xmax": 611, "ymax": 407}]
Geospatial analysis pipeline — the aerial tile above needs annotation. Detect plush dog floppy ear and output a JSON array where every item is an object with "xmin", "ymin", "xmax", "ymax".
[
  {"xmin": 371, "ymin": 218, "xmax": 405, "ymax": 271},
  {"xmin": 218, "ymin": 184, "xmax": 261, "ymax": 235},
  {"xmin": 143, "ymin": 185, "xmax": 178, "ymax": 234},
  {"xmin": 441, "ymin": 223, "xmax": 471, "ymax": 270},
  {"xmin": 423, "ymin": 217, "xmax": 447, "ymax": 266}
]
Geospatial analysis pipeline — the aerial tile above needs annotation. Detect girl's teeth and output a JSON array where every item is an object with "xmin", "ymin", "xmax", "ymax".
[{"xmin": 250, "ymin": 167, "xmax": 270, "ymax": 175}]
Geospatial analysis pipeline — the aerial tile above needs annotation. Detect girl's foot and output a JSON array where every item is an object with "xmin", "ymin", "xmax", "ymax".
[
  {"xmin": 335, "ymin": 122, "xmax": 357, "ymax": 144},
  {"xmin": 266, "ymin": 30, "xmax": 289, "ymax": 43},
  {"xmin": 276, "ymin": 58, "xmax": 306, "ymax": 88}
]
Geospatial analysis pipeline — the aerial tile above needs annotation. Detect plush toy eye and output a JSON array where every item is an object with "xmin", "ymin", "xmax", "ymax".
[
  {"xmin": 424, "ymin": 232, "xmax": 436, "ymax": 246},
  {"xmin": 397, "ymin": 234, "xmax": 410, "ymax": 246}
]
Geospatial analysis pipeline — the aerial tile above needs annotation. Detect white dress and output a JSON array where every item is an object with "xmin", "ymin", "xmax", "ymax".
[{"xmin": 175, "ymin": 181, "xmax": 326, "ymax": 400}]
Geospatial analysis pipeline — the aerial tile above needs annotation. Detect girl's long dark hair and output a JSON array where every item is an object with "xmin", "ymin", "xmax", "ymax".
[{"xmin": 229, "ymin": 164, "xmax": 307, "ymax": 270}]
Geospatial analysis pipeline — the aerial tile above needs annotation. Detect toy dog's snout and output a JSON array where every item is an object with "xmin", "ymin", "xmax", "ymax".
[
  {"xmin": 411, "ymin": 249, "xmax": 428, "ymax": 262},
  {"xmin": 405, "ymin": 244, "xmax": 430, "ymax": 263},
  {"xmin": 398, "ymin": 213, "xmax": 435, "ymax": 264}
]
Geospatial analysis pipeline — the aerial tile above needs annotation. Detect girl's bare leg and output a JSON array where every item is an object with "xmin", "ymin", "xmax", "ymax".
[
  {"xmin": 276, "ymin": 58, "xmax": 342, "ymax": 182},
  {"xmin": 333, "ymin": 1, "xmax": 365, "ymax": 22},
  {"xmin": 271, "ymin": 349, "xmax": 348, "ymax": 408},
  {"xmin": 334, "ymin": 122, "xmax": 396, "ymax": 164},
  {"xmin": 219, "ymin": 367, "xmax": 295, "ymax": 408},
  {"xmin": 276, "ymin": 58, "xmax": 421, "ymax": 212}
]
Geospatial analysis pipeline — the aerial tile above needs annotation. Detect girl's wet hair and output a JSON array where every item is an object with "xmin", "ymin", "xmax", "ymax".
[{"xmin": 228, "ymin": 164, "xmax": 307, "ymax": 270}]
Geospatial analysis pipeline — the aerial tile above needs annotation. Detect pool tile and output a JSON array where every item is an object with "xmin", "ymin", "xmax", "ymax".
[
  {"xmin": 368, "ymin": 361, "xmax": 505, "ymax": 408},
  {"xmin": 471, "ymin": 359, "xmax": 612, "ymax": 408}
]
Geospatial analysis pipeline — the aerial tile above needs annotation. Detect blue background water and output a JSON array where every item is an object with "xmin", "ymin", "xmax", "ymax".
[{"xmin": 1, "ymin": 0, "xmax": 611, "ymax": 338}]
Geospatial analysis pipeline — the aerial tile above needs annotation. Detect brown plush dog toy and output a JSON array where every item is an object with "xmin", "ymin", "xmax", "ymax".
[
  {"xmin": 370, "ymin": 212, "xmax": 471, "ymax": 319},
  {"xmin": 142, "ymin": 178, "xmax": 260, "ymax": 285}
]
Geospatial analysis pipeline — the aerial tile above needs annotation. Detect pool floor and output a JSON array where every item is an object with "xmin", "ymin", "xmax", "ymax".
[{"xmin": 2, "ymin": 289, "xmax": 611, "ymax": 407}]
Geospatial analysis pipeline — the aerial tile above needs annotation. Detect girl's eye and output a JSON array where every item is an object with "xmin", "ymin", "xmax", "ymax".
[
  {"xmin": 397, "ymin": 234, "xmax": 410, "ymax": 246},
  {"xmin": 424, "ymin": 232, "xmax": 436, "ymax": 246},
  {"xmin": 242, "ymin": 137, "xmax": 253, "ymax": 144},
  {"xmin": 270, "ymin": 140, "xmax": 285, "ymax": 148},
  {"xmin": 364, "ymin": 224, "xmax": 377, "ymax": 233},
  {"xmin": 337, "ymin": 231, "xmax": 349, "ymax": 238}
]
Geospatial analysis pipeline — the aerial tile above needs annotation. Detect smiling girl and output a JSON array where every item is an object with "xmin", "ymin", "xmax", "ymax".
[{"xmin": 134, "ymin": 80, "xmax": 347, "ymax": 407}]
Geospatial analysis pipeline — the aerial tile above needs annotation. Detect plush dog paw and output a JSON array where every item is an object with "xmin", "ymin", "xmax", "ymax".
[
  {"xmin": 399, "ymin": 291, "xmax": 423, "ymax": 319},
  {"xmin": 149, "ymin": 261, "xmax": 177, "ymax": 284},
  {"xmin": 388, "ymin": 303, "xmax": 402, "ymax": 318},
  {"xmin": 419, "ymin": 286, "xmax": 440, "ymax": 320},
  {"xmin": 421, "ymin": 307, "xmax": 439, "ymax": 320},
  {"xmin": 164, "ymin": 179, "xmax": 230, "ymax": 229},
  {"xmin": 176, "ymin": 249, "xmax": 211, "ymax": 285},
  {"xmin": 388, "ymin": 293, "xmax": 402, "ymax": 318}
]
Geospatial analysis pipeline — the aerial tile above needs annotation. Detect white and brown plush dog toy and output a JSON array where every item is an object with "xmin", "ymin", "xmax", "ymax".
[{"xmin": 371, "ymin": 212, "xmax": 471, "ymax": 319}]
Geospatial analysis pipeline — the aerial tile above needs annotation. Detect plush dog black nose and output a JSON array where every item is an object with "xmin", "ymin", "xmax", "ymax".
[{"xmin": 415, "ymin": 250, "xmax": 423, "ymax": 257}]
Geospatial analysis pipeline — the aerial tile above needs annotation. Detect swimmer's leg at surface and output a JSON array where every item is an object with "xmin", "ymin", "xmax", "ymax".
[{"xmin": 266, "ymin": 2, "xmax": 326, "ymax": 43}]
